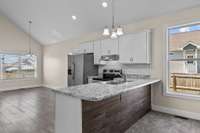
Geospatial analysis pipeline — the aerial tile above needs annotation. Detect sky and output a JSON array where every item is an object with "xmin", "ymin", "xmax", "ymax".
[
  {"xmin": 169, "ymin": 24, "xmax": 200, "ymax": 34},
  {"xmin": 0, "ymin": 54, "xmax": 36, "ymax": 65}
]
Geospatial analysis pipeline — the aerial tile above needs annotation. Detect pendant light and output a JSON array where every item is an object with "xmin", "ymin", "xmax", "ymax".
[
  {"xmin": 116, "ymin": 26, "xmax": 123, "ymax": 36},
  {"xmin": 111, "ymin": 30, "xmax": 117, "ymax": 39},
  {"xmin": 28, "ymin": 20, "xmax": 32, "ymax": 56},
  {"xmin": 103, "ymin": 26, "xmax": 110, "ymax": 36},
  {"xmin": 102, "ymin": 0, "xmax": 124, "ymax": 38}
]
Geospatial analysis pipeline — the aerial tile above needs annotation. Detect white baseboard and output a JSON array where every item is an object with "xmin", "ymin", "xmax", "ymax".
[
  {"xmin": 152, "ymin": 104, "xmax": 200, "ymax": 121},
  {"xmin": 0, "ymin": 85, "xmax": 42, "ymax": 92},
  {"xmin": 42, "ymin": 84, "xmax": 64, "ymax": 89},
  {"xmin": 0, "ymin": 84, "xmax": 63, "ymax": 92}
]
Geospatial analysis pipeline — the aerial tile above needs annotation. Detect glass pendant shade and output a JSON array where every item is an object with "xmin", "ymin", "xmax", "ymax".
[
  {"xmin": 117, "ymin": 26, "xmax": 124, "ymax": 36},
  {"xmin": 111, "ymin": 31, "xmax": 117, "ymax": 39},
  {"xmin": 103, "ymin": 27, "xmax": 110, "ymax": 36},
  {"xmin": 102, "ymin": 0, "xmax": 124, "ymax": 38}
]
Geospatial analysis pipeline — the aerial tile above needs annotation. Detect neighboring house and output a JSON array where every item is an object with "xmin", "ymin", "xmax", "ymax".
[
  {"xmin": 169, "ymin": 30, "xmax": 200, "ymax": 74},
  {"xmin": 169, "ymin": 30, "xmax": 200, "ymax": 51},
  {"xmin": 183, "ymin": 42, "xmax": 198, "ymax": 73}
]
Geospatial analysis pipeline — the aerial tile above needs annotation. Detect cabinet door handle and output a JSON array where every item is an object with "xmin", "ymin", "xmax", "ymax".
[{"xmin": 72, "ymin": 63, "xmax": 75, "ymax": 80}]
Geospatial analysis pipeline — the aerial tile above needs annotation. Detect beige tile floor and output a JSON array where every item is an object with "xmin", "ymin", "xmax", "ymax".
[{"xmin": 0, "ymin": 87, "xmax": 199, "ymax": 133}]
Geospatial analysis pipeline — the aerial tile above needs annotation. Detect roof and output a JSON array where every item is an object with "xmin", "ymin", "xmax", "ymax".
[
  {"xmin": 169, "ymin": 30, "xmax": 200, "ymax": 51},
  {"xmin": 183, "ymin": 41, "xmax": 200, "ymax": 50}
]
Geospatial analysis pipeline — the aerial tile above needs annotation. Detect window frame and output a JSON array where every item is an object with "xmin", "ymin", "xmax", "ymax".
[
  {"xmin": 164, "ymin": 21, "xmax": 200, "ymax": 100},
  {"xmin": 0, "ymin": 52, "xmax": 37, "ymax": 81}
]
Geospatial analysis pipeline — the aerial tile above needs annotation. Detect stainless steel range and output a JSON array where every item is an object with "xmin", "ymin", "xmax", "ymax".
[{"xmin": 92, "ymin": 69, "xmax": 123, "ymax": 82}]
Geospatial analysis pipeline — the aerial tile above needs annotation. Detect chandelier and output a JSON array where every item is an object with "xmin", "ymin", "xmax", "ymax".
[{"xmin": 102, "ymin": 0, "xmax": 124, "ymax": 39}]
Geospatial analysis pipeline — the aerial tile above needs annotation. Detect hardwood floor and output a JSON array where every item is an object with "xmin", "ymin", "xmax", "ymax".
[
  {"xmin": 0, "ymin": 87, "xmax": 55, "ymax": 133},
  {"xmin": 0, "ymin": 87, "xmax": 199, "ymax": 133}
]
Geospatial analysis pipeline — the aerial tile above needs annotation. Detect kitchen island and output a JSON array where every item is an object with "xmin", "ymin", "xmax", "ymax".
[{"xmin": 52, "ymin": 79, "xmax": 160, "ymax": 133}]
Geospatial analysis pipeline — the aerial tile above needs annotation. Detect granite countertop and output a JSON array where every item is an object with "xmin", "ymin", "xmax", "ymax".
[{"xmin": 51, "ymin": 79, "xmax": 160, "ymax": 102}]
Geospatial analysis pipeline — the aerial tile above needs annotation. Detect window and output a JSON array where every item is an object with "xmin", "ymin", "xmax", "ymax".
[
  {"xmin": 166, "ymin": 22, "xmax": 200, "ymax": 98},
  {"xmin": 0, "ymin": 53, "xmax": 37, "ymax": 80}
]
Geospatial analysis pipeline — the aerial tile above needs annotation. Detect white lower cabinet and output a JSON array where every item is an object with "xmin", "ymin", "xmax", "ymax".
[{"xmin": 119, "ymin": 30, "xmax": 151, "ymax": 64}]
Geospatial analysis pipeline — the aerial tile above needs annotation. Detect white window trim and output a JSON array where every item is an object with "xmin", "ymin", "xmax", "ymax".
[
  {"xmin": 0, "ymin": 55, "xmax": 3, "ymax": 80},
  {"xmin": 163, "ymin": 21, "xmax": 200, "ymax": 101}
]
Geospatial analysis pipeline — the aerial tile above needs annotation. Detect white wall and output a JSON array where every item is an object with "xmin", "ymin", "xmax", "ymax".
[
  {"xmin": 43, "ymin": 33, "xmax": 100, "ymax": 88},
  {"xmin": 43, "ymin": 6, "xmax": 200, "ymax": 113},
  {"xmin": 0, "ymin": 13, "xmax": 43, "ymax": 91}
]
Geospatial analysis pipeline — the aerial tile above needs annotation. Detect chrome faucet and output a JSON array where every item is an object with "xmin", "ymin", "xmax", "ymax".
[
  {"xmin": 117, "ymin": 70, "xmax": 127, "ymax": 82},
  {"xmin": 122, "ymin": 70, "xmax": 127, "ymax": 82}
]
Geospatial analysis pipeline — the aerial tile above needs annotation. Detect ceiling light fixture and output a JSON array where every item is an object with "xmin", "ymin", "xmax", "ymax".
[
  {"xmin": 72, "ymin": 15, "xmax": 77, "ymax": 20},
  {"xmin": 102, "ymin": 0, "xmax": 124, "ymax": 39},
  {"xmin": 116, "ymin": 26, "xmax": 123, "ymax": 36},
  {"xmin": 103, "ymin": 26, "xmax": 110, "ymax": 36},
  {"xmin": 102, "ymin": 2, "xmax": 108, "ymax": 8},
  {"xmin": 111, "ymin": 30, "xmax": 117, "ymax": 39}
]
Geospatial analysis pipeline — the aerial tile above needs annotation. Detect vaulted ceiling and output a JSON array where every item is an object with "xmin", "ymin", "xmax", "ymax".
[{"xmin": 0, "ymin": 0, "xmax": 200, "ymax": 45}]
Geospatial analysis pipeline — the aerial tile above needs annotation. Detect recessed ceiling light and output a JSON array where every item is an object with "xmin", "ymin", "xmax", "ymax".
[
  {"xmin": 102, "ymin": 2, "xmax": 108, "ymax": 8},
  {"xmin": 72, "ymin": 15, "xmax": 77, "ymax": 20}
]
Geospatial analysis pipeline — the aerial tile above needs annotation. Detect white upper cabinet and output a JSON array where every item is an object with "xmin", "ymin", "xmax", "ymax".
[
  {"xmin": 71, "ymin": 30, "xmax": 151, "ymax": 64},
  {"xmin": 93, "ymin": 40, "xmax": 102, "ymax": 64},
  {"xmin": 70, "ymin": 48, "xmax": 82, "ymax": 55},
  {"xmin": 79, "ymin": 41, "xmax": 94, "ymax": 53},
  {"xmin": 119, "ymin": 30, "xmax": 151, "ymax": 64},
  {"xmin": 101, "ymin": 39, "xmax": 119, "ymax": 55}
]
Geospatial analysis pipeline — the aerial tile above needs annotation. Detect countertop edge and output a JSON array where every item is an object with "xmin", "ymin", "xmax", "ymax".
[{"xmin": 51, "ymin": 79, "xmax": 161, "ymax": 102}]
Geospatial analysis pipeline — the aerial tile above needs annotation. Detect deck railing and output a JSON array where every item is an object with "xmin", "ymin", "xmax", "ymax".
[{"xmin": 171, "ymin": 73, "xmax": 200, "ymax": 91}]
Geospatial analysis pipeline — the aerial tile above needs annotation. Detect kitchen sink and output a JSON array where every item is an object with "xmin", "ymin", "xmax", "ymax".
[
  {"xmin": 107, "ymin": 81, "xmax": 126, "ymax": 85},
  {"xmin": 100, "ymin": 79, "xmax": 137, "ymax": 85}
]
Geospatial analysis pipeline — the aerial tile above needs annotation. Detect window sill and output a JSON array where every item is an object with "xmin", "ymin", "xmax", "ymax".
[
  {"xmin": 0, "ymin": 78, "xmax": 38, "ymax": 82},
  {"xmin": 164, "ymin": 90, "xmax": 200, "ymax": 101}
]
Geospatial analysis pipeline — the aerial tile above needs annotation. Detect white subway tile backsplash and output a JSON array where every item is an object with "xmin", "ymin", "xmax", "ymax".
[{"xmin": 98, "ymin": 61, "xmax": 151, "ymax": 76}]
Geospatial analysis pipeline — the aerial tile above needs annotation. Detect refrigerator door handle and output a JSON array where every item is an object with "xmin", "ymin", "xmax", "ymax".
[{"xmin": 73, "ymin": 62, "xmax": 75, "ymax": 80}]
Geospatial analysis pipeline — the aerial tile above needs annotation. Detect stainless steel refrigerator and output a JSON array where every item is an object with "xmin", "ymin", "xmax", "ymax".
[{"xmin": 68, "ymin": 53, "xmax": 98, "ymax": 86}]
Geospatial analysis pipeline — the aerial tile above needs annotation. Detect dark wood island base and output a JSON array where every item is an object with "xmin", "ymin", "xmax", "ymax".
[{"xmin": 82, "ymin": 86, "xmax": 151, "ymax": 133}]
